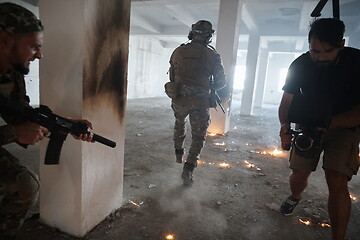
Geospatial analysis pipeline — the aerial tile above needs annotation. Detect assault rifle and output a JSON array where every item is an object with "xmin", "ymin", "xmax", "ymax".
[
  {"xmin": 209, "ymin": 77, "xmax": 225, "ymax": 114},
  {"xmin": 0, "ymin": 94, "xmax": 116, "ymax": 165}
]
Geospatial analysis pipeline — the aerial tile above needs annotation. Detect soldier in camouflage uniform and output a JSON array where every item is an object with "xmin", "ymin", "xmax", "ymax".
[
  {"xmin": 169, "ymin": 20, "xmax": 226, "ymax": 186},
  {"xmin": 0, "ymin": 3, "xmax": 93, "ymax": 239}
]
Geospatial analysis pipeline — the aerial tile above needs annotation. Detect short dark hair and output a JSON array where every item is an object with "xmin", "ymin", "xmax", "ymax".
[{"xmin": 308, "ymin": 18, "xmax": 345, "ymax": 47}]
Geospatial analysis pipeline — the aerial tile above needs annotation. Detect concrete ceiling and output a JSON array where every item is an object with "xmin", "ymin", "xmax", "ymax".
[
  {"xmin": 19, "ymin": 0, "xmax": 360, "ymax": 51},
  {"xmin": 130, "ymin": 0, "xmax": 360, "ymax": 51}
]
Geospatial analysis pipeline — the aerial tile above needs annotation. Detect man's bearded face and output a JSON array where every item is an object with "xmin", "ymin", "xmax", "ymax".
[
  {"xmin": 309, "ymin": 37, "xmax": 343, "ymax": 68},
  {"xmin": 9, "ymin": 32, "xmax": 43, "ymax": 75}
]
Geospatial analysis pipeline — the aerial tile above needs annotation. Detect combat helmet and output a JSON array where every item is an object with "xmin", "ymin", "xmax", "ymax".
[
  {"xmin": 0, "ymin": 2, "xmax": 43, "ymax": 34},
  {"xmin": 188, "ymin": 20, "xmax": 215, "ymax": 44}
]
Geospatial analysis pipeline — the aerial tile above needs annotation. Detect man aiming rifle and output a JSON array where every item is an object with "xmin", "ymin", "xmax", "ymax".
[{"xmin": 0, "ymin": 3, "xmax": 101, "ymax": 239}]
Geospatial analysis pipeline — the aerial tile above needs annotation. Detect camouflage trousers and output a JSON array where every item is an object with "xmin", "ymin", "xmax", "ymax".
[
  {"xmin": 0, "ymin": 148, "xmax": 39, "ymax": 237},
  {"xmin": 171, "ymin": 102, "xmax": 210, "ymax": 165}
]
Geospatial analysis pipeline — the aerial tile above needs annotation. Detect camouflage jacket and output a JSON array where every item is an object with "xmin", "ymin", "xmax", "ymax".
[
  {"xmin": 169, "ymin": 40, "xmax": 226, "ymax": 107},
  {"xmin": 0, "ymin": 71, "xmax": 30, "ymax": 146}
]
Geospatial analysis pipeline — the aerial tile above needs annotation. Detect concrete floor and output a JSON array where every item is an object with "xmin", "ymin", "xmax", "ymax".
[{"xmin": 3, "ymin": 97, "xmax": 360, "ymax": 239}]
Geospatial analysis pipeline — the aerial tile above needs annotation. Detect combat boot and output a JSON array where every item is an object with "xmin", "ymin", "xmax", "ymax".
[
  {"xmin": 181, "ymin": 162, "xmax": 195, "ymax": 186},
  {"xmin": 175, "ymin": 148, "xmax": 184, "ymax": 163}
]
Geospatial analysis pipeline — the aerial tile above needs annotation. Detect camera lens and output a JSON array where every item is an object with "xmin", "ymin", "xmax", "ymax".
[{"xmin": 294, "ymin": 134, "xmax": 314, "ymax": 151}]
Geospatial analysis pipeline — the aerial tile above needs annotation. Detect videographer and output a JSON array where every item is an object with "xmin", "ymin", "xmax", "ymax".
[{"xmin": 278, "ymin": 18, "xmax": 360, "ymax": 240}]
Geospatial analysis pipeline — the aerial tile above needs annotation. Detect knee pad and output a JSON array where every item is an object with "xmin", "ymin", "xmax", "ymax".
[{"xmin": 16, "ymin": 170, "xmax": 39, "ymax": 202}]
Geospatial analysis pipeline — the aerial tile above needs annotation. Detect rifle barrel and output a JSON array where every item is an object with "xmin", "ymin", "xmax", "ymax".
[{"xmin": 92, "ymin": 133, "xmax": 116, "ymax": 148}]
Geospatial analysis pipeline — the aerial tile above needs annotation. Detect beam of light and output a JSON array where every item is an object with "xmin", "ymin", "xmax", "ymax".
[
  {"xmin": 129, "ymin": 200, "xmax": 141, "ymax": 207},
  {"xmin": 299, "ymin": 218, "xmax": 311, "ymax": 225},
  {"xmin": 165, "ymin": 234, "xmax": 175, "ymax": 239}
]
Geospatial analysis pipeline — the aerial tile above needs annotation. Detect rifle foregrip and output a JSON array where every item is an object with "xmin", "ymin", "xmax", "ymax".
[{"xmin": 92, "ymin": 133, "xmax": 116, "ymax": 148}]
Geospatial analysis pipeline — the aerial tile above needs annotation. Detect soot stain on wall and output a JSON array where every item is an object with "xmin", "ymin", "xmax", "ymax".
[{"xmin": 84, "ymin": 0, "xmax": 130, "ymax": 120}]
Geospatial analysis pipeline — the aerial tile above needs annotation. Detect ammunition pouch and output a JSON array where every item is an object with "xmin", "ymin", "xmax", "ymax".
[{"xmin": 164, "ymin": 82, "xmax": 179, "ymax": 99}]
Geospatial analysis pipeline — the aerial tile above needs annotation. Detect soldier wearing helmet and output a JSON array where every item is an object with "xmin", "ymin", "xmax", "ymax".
[
  {"xmin": 168, "ymin": 20, "xmax": 226, "ymax": 186},
  {"xmin": 0, "ymin": 3, "xmax": 93, "ymax": 239}
]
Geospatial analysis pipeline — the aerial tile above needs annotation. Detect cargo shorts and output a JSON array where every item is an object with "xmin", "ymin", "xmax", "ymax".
[{"xmin": 289, "ymin": 127, "xmax": 360, "ymax": 179}]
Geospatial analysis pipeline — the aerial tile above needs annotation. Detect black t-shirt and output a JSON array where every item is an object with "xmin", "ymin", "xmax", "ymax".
[{"xmin": 283, "ymin": 47, "xmax": 360, "ymax": 118}]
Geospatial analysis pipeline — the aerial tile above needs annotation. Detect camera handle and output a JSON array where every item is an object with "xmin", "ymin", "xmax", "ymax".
[{"xmin": 311, "ymin": 0, "xmax": 340, "ymax": 20}]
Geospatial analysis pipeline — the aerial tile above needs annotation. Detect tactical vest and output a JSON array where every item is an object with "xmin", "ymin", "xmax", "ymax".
[{"xmin": 170, "ymin": 42, "xmax": 218, "ymax": 106}]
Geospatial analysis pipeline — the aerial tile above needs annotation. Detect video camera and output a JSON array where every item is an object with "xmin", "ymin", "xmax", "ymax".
[
  {"xmin": 286, "ymin": 94, "xmax": 332, "ymax": 157},
  {"xmin": 287, "ymin": 127, "xmax": 323, "ymax": 158}
]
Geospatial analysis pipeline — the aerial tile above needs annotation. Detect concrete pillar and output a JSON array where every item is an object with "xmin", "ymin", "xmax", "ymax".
[
  {"xmin": 208, "ymin": 0, "xmax": 243, "ymax": 134},
  {"xmin": 240, "ymin": 34, "xmax": 260, "ymax": 115},
  {"xmin": 38, "ymin": 0, "xmax": 129, "ymax": 237},
  {"xmin": 253, "ymin": 48, "xmax": 269, "ymax": 108}
]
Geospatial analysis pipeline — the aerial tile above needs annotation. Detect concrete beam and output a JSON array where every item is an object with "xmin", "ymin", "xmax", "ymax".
[
  {"xmin": 131, "ymin": 0, "xmax": 219, "ymax": 7},
  {"xmin": 241, "ymin": 4, "xmax": 258, "ymax": 33},
  {"xmin": 131, "ymin": 11, "xmax": 162, "ymax": 33},
  {"xmin": 165, "ymin": 5, "xmax": 197, "ymax": 27}
]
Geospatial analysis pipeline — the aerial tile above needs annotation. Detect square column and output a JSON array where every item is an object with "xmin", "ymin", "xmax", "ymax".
[
  {"xmin": 240, "ymin": 34, "xmax": 260, "ymax": 115},
  {"xmin": 208, "ymin": 0, "xmax": 243, "ymax": 134},
  {"xmin": 38, "ymin": 0, "xmax": 130, "ymax": 237},
  {"xmin": 253, "ymin": 48, "xmax": 269, "ymax": 108}
]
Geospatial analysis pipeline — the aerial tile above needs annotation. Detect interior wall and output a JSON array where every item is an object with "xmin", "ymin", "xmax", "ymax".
[
  {"xmin": 263, "ymin": 52, "xmax": 297, "ymax": 105},
  {"xmin": 127, "ymin": 36, "xmax": 173, "ymax": 99}
]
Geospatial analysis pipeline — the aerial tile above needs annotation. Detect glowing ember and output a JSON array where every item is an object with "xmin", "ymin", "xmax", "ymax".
[
  {"xmin": 299, "ymin": 219, "xmax": 311, "ymax": 225},
  {"xmin": 214, "ymin": 142, "xmax": 226, "ymax": 146},
  {"xmin": 244, "ymin": 160, "xmax": 255, "ymax": 168},
  {"xmin": 129, "ymin": 200, "xmax": 141, "ymax": 207},
  {"xmin": 233, "ymin": 126, "xmax": 238, "ymax": 130},
  {"xmin": 319, "ymin": 223, "xmax": 331, "ymax": 228},
  {"xmin": 165, "ymin": 234, "xmax": 175, "ymax": 239},
  {"xmin": 219, "ymin": 163, "xmax": 230, "ymax": 168},
  {"xmin": 270, "ymin": 148, "xmax": 283, "ymax": 156},
  {"xmin": 350, "ymin": 194, "xmax": 357, "ymax": 201},
  {"xmin": 207, "ymin": 132, "xmax": 217, "ymax": 136},
  {"xmin": 252, "ymin": 148, "xmax": 283, "ymax": 156}
]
